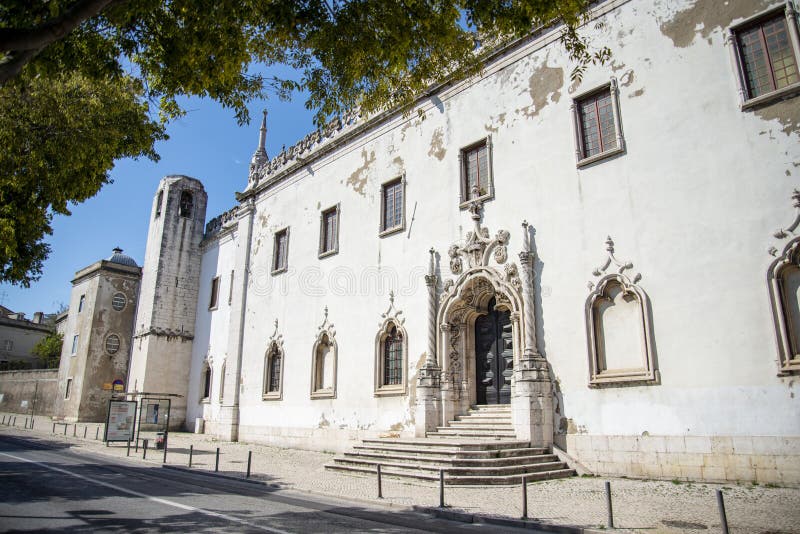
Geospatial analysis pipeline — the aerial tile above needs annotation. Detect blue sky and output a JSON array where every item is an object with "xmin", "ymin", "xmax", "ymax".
[{"xmin": 1, "ymin": 90, "xmax": 317, "ymax": 317}]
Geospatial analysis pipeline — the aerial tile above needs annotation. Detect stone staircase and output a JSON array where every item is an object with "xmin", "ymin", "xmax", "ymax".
[{"xmin": 326, "ymin": 405, "xmax": 575, "ymax": 485}]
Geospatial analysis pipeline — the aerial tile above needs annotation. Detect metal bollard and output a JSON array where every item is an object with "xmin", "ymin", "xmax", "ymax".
[
  {"xmin": 95, "ymin": 427, "xmax": 99, "ymax": 440},
  {"xmin": 64, "ymin": 424, "xmax": 67, "ymax": 435},
  {"xmin": 1, "ymin": 415, "xmax": 5, "ymax": 424},
  {"xmin": 188, "ymin": 444, "xmax": 193, "ymax": 468},
  {"xmin": 143, "ymin": 439, "xmax": 149, "ymax": 460},
  {"xmin": 716, "ymin": 490, "xmax": 729, "ymax": 534},
  {"xmin": 377, "ymin": 464, "xmax": 383, "ymax": 499},
  {"xmin": 605, "ymin": 481, "xmax": 614, "ymax": 528},
  {"xmin": 521, "ymin": 475, "xmax": 528, "ymax": 519},
  {"xmin": 52, "ymin": 422, "xmax": 56, "ymax": 433},
  {"xmin": 24, "ymin": 417, "xmax": 28, "ymax": 428},
  {"xmin": 127, "ymin": 439, "xmax": 131, "ymax": 457},
  {"xmin": 73, "ymin": 425, "xmax": 76, "ymax": 437},
  {"xmin": 30, "ymin": 418, "xmax": 34, "ymax": 429},
  {"xmin": 13, "ymin": 416, "xmax": 16, "ymax": 426},
  {"xmin": 162, "ymin": 439, "xmax": 168, "ymax": 464},
  {"xmin": 84, "ymin": 426, "xmax": 87, "ymax": 438},
  {"xmin": 246, "ymin": 450, "xmax": 252, "ymax": 478},
  {"xmin": 439, "ymin": 469, "xmax": 445, "ymax": 508},
  {"xmin": 215, "ymin": 447, "xmax": 220, "ymax": 472}
]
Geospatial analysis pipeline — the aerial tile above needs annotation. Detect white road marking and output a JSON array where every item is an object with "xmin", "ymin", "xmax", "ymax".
[{"xmin": 0, "ymin": 451, "xmax": 292, "ymax": 534}]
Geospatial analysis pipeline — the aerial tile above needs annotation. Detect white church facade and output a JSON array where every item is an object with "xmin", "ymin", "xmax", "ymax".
[{"xmin": 127, "ymin": 0, "xmax": 800, "ymax": 485}]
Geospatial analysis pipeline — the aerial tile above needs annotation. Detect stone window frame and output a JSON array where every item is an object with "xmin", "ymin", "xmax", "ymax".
[
  {"xmin": 78, "ymin": 294, "xmax": 85, "ymax": 313},
  {"xmin": 585, "ymin": 273, "xmax": 658, "ymax": 387},
  {"xmin": 65, "ymin": 377, "xmax": 72, "ymax": 399},
  {"xmin": 458, "ymin": 135, "xmax": 494, "ymax": 209},
  {"xmin": 208, "ymin": 276, "xmax": 220, "ymax": 310},
  {"xmin": 571, "ymin": 78, "xmax": 625, "ymax": 167},
  {"xmin": 310, "ymin": 328, "xmax": 337, "ymax": 400},
  {"xmin": 767, "ymin": 236, "xmax": 800, "ymax": 375},
  {"xmin": 379, "ymin": 175, "xmax": 406, "ymax": 237},
  {"xmin": 727, "ymin": 2, "xmax": 800, "ymax": 110},
  {"xmin": 71, "ymin": 334, "xmax": 79, "ymax": 355},
  {"xmin": 155, "ymin": 189, "xmax": 164, "ymax": 218},
  {"xmin": 179, "ymin": 190, "xmax": 194, "ymax": 218},
  {"xmin": 272, "ymin": 227, "xmax": 290, "ymax": 275},
  {"xmin": 228, "ymin": 270, "xmax": 234, "ymax": 305},
  {"xmin": 374, "ymin": 319, "xmax": 408, "ymax": 397},
  {"xmin": 111, "ymin": 292, "xmax": 127, "ymax": 311},
  {"xmin": 262, "ymin": 340, "xmax": 285, "ymax": 401},
  {"xmin": 218, "ymin": 361, "xmax": 226, "ymax": 402},
  {"xmin": 201, "ymin": 362, "xmax": 212, "ymax": 403},
  {"xmin": 105, "ymin": 333, "xmax": 121, "ymax": 355},
  {"xmin": 318, "ymin": 203, "xmax": 340, "ymax": 259}
]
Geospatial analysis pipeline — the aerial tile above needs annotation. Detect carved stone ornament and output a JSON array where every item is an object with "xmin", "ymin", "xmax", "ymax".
[
  {"xmin": 588, "ymin": 236, "xmax": 641, "ymax": 291},
  {"xmin": 448, "ymin": 195, "xmax": 510, "ymax": 275},
  {"xmin": 770, "ymin": 189, "xmax": 800, "ymax": 255},
  {"xmin": 380, "ymin": 291, "xmax": 405, "ymax": 327},
  {"xmin": 318, "ymin": 306, "xmax": 336, "ymax": 339},
  {"xmin": 269, "ymin": 318, "xmax": 284, "ymax": 350},
  {"xmin": 504, "ymin": 262, "xmax": 522, "ymax": 293}
]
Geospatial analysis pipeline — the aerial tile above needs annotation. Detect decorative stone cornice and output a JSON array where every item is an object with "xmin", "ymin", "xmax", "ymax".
[{"xmin": 133, "ymin": 326, "xmax": 194, "ymax": 341}]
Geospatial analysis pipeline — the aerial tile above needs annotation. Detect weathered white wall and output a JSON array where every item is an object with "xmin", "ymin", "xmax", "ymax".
[{"xmin": 186, "ymin": 0, "xmax": 800, "ymax": 474}]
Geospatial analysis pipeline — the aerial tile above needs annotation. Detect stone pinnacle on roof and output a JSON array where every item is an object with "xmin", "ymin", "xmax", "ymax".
[{"xmin": 250, "ymin": 109, "xmax": 269, "ymax": 168}]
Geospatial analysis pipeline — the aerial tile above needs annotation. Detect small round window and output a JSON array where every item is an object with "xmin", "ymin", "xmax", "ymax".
[
  {"xmin": 112, "ymin": 293, "xmax": 127, "ymax": 311},
  {"xmin": 105, "ymin": 334, "xmax": 121, "ymax": 355}
]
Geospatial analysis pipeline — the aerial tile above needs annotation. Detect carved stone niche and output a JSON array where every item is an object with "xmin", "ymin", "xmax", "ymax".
[
  {"xmin": 586, "ymin": 238, "xmax": 658, "ymax": 387},
  {"xmin": 768, "ymin": 237, "xmax": 800, "ymax": 375}
]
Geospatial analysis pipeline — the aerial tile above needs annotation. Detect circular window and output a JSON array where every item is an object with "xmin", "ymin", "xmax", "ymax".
[
  {"xmin": 105, "ymin": 334, "xmax": 121, "ymax": 355},
  {"xmin": 112, "ymin": 293, "xmax": 127, "ymax": 311}
]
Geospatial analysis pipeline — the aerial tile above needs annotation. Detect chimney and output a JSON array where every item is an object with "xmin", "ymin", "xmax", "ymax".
[{"xmin": 33, "ymin": 312, "xmax": 43, "ymax": 324}]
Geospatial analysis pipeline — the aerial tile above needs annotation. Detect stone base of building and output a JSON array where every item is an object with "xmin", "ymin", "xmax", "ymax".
[
  {"xmin": 237, "ymin": 424, "xmax": 413, "ymax": 454},
  {"xmin": 567, "ymin": 434, "xmax": 800, "ymax": 486}
]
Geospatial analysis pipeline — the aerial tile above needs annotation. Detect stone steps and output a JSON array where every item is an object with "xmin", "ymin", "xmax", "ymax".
[{"xmin": 325, "ymin": 405, "xmax": 575, "ymax": 485}]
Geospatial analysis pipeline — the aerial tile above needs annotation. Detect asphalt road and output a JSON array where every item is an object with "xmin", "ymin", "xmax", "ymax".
[{"xmin": 0, "ymin": 434, "xmax": 534, "ymax": 533}]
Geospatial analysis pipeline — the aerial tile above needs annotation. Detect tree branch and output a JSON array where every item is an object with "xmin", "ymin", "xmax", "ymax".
[
  {"xmin": 0, "ymin": 49, "xmax": 39, "ymax": 85},
  {"xmin": 0, "ymin": 0, "xmax": 121, "ymax": 53}
]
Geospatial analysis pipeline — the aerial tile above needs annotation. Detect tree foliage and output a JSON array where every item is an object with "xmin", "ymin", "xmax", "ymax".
[
  {"xmin": 32, "ymin": 331, "xmax": 63, "ymax": 369},
  {"xmin": 0, "ymin": 0, "xmax": 602, "ymax": 286}
]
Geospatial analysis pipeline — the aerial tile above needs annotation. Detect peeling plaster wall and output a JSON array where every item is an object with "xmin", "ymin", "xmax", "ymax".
[{"xmin": 186, "ymin": 0, "xmax": 799, "ymax": 461}]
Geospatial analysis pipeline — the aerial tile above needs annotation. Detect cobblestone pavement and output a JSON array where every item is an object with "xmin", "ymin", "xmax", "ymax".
[{"xmin": 1, "ymin": 414, "xmax": 798, "ymax": 533}]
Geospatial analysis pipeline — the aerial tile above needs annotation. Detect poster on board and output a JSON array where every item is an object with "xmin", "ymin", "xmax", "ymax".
[{"xmin": 105, "ymin": 400, "xmax": 137, "ymax": 442}]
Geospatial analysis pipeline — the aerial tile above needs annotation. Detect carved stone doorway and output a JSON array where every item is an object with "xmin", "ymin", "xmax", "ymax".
[{"xmin": 475, "ymin": 297, "xmax": 513, "ymax": 404}]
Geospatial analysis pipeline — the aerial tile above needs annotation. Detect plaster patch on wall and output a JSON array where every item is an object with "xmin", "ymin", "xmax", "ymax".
[
  {"xmin": 659, "ymin": 0, "xmax": 774, "ymax": 48},
  {"xmin": 318, "ymin": 413, "xmax": 330, "ymax": 428},
  {"xmin": 517, "ymin": 62, "xmax": 564, "ymax": 119},
  {"xmin": 619, "ymin": 69, "xmax": 635, "ymax": 87},
  {"xmin": 428, "ymin": 127, "xmax": 447, "ymax": 161},
  {"xmin": 754, "ymin": 99, "xmax": 800, "ymax": 138},
  {"xmin": 484, "ymin": 112, "xmax": 507, "ymax": 133},
  {"xmin": 629, "ymin": 88, "xmax": 645, "ymax": 98},
  {"xmin": 346, "ymin": 149, "xmax": 376, "ymax": 196}
]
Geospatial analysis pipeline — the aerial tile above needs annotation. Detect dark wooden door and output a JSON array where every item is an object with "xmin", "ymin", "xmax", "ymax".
[{"xmin": 475, "ymin": 297, "xmax": 513, "ymax": 405}]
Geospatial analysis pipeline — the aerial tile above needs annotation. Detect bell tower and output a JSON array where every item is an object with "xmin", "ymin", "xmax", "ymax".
[{"xmin": 127, "ymin": 175, "xmax": 207, "ymax": 429}]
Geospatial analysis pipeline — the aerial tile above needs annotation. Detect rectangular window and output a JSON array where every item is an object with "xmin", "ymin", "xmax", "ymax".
[
  {"xmin": 461, "ymin": 141, "xmax": 489, "ymax": 201},
  {"xmin": 71, "ymin": 335, "xmax": 79, "ymax": 355},
  {"xmin": 272, "ymin": 228, "xmax": 289, "ymax": 274},
  {"xmin": 209, "ymin": 276, "xmax": 220, "ymax": 310},
  {"xmin": 380, "ymin": 178, "xmax": 404, "ymax": 234},
  {"xmin": 65, "ymin": 378, "xmax": 72, "ymax": 399},
  {"xmin": 319, "ymin": 205, "xmax": 339, "ymax": 257},
  {"xmin": 78, "ymin": 295, "xmax": 85, "ymax": 313},
  {"xmin": 228, "ymin": 270, "xmax": 234, "ymax": 305},
  {"xmin": 572, "ymin": 80, "xmax": 625, "ymax": 166},
  {"xmin": 737, "ymin": 13, "xmax": 799, "ymax": 99}
]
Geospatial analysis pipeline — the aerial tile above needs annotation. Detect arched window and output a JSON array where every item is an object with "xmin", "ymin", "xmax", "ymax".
[
  {"xmin": 218, "ymin": 362, "xmax": 226, "ymax": 402},
  {"xmin": 375, "ymin": 320, "xmax": 408, "ymax": 396},
  {"xmin": 262, "ymin": 342, "xmax": 284, "ymax": 400},
  {"xmin": 201, "ymin": 363, "xmax": 212, "ymax": 401},
  {"xmin": 179, "ymin": 191, "xmax": 193, "ymax": 218},
  {"xmin": 311, "ymin": 333, "xmax": 337, "ymax": 399},
  {"xmin": 768, "ymin": 237, "xmax": 800, "ymax": 375}
]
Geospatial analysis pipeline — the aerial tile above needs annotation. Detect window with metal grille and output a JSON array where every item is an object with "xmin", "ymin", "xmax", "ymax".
[
  {"xmin": 737, "ymin": 13, "xmax": 799, "ymax": 99},
  {"xmin": 319, "ymin": 206, "xmax": 339, "ymax": 256},
  {"xmin": 202, "ymin": 365, "xmax": 211, "ymax": 400},
  {"xmin": 577, "ymin": 88, "xmax": 617, "ymax": 159},
  {"xmin": 273, "ymin": 228, "xmax": 289, "ymax": 273},
  {"xmin": 461, "ymin": 141, "xmax": 489, "ymax": 201},
  {"xmin": 105, "ymin": 334, "xmax": 120, "ymax": 355},
  {"xmin": 266, "ymin": 346, "xmax": 282, "ymax": 394},
  {"xmin": 383, "ymin": 325, "xmax": 403, "ymax": 386},
  {"xmin": 381, "ymin": 179, "xmax": 404, "ymax": 233},
  {"xmin": 112, "ymin": 293, "xmax": 126, "ymax": 311}
]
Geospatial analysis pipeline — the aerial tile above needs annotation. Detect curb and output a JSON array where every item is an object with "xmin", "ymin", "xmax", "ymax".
[{"xmin": 413, "ymin": 506, "xmax": 605, "ymax": 534}]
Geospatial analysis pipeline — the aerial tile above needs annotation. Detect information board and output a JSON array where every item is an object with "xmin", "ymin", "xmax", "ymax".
[{"xmin": 105, "ymin": 400, "xmax": 137, "ymax": 442}]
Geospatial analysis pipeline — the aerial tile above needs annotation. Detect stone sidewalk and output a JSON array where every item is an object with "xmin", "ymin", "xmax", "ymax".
[{"xmin": 1, "ymin": 415, "xmax": 798, "ymax": 533}]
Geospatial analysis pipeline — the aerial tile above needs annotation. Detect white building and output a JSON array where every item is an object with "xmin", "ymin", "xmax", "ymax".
[{"xmin": 129, "ymin": 0, "xmax": 800, "ymax": 485}]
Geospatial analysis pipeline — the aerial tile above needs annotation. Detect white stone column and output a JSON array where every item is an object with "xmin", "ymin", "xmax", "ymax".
[
  {"xmin": 415, "ymin": 248, "xmax": 442, "ymax": 437},
  {"xmin": 218, "ymin": 198, "xmax": 255, "ymax": 442},
  {"xmin": 512, "ymin": 221, "xmax": 554, "ymax": 449}
]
